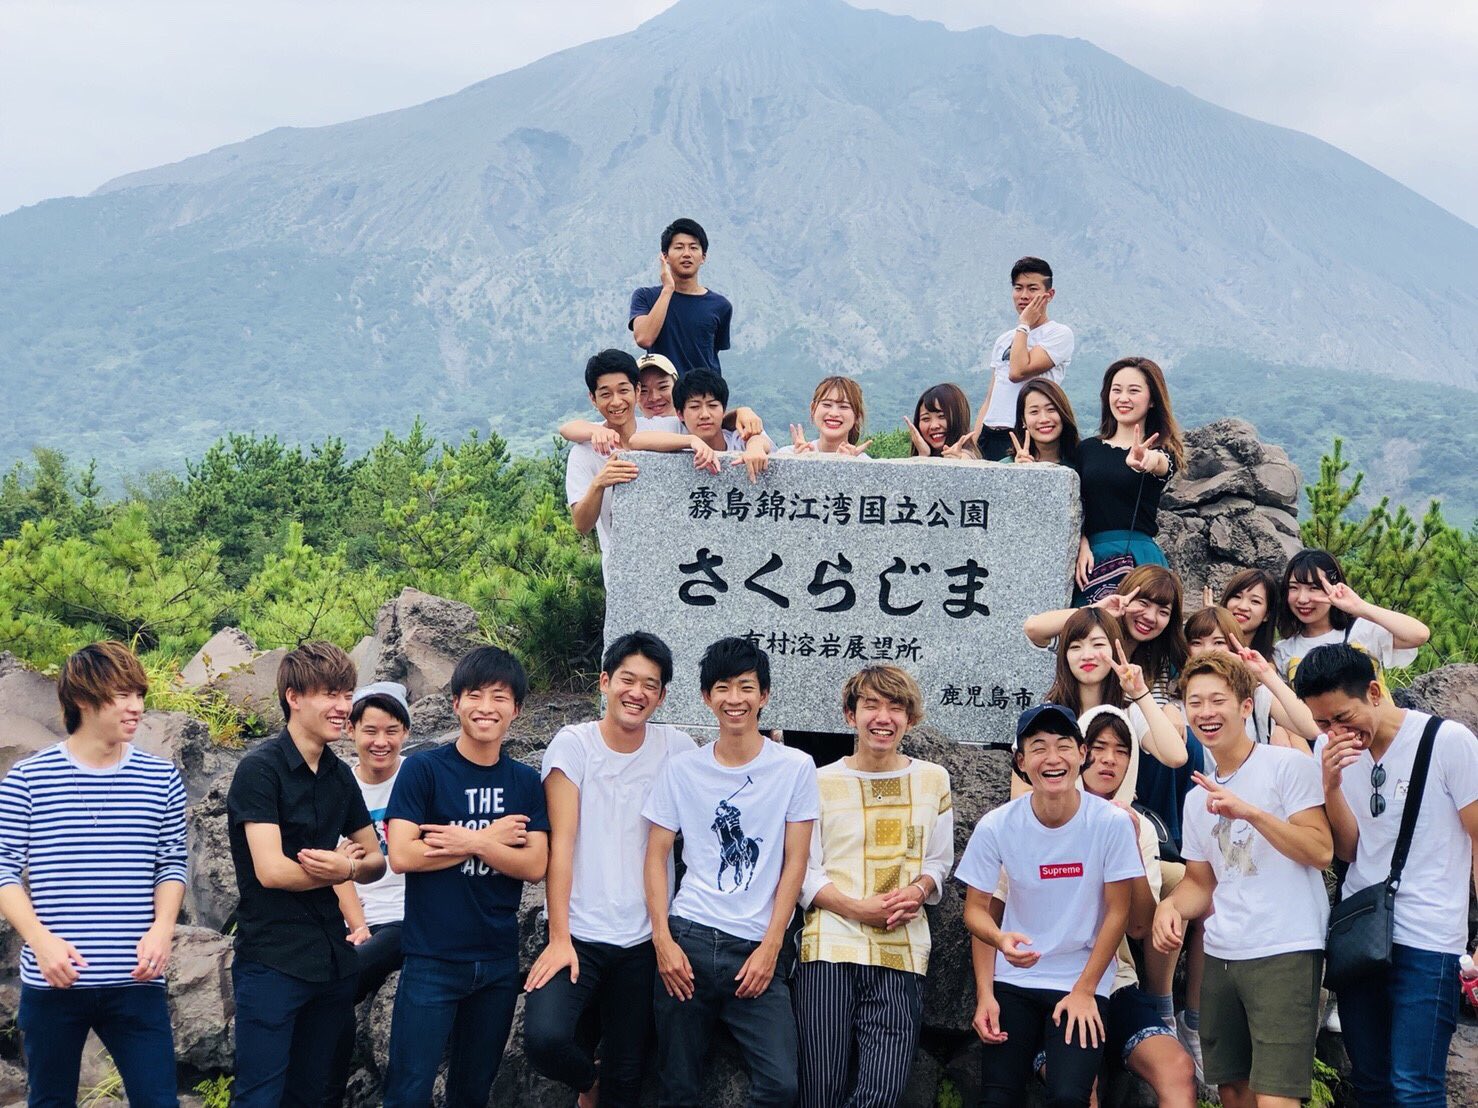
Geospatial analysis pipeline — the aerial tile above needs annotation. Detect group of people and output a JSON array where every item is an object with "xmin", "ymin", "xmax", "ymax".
[{"xmin": 0, "ymin": 217, "xmax": 1473, "ymax": 1108}]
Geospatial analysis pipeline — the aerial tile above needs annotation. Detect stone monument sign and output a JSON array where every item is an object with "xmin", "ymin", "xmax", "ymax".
[{"xmin": 604, "ymin": 453, "xmax": 1079, "ymax": 746}]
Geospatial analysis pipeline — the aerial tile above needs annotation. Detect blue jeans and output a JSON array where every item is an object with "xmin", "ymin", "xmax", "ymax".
[
  {"xmin": 382, "ymin": 953, "xmax": 520, "ymax": 1108},
  {"xmin": 1335, "ymin": 943, "xmax": 1461, "ymax": 1107},
  {"xmin": 17, "ymin": 983, "xmax": 177, "ymax": 1108},
  {"xmin": 653, "ymin": 916, "xmax": 798, "ymax": 1108},
  {"xmin": 232, "ymin": 959, "xmax": 356, "ymax": 1108}
]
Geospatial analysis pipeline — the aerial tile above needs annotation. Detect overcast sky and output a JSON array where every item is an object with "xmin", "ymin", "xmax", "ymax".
[{"xmin": 3, "ymin": 0, "xmax": 1475, "ymax": 225}]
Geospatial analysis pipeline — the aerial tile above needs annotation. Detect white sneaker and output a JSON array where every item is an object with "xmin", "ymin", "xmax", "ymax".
[
  {"xmin": 1175, "ymin": 1011, "xmax": 1205, "ymax": 1084},
  {"xmin": 1324, "ymin": 998, "xmax": 1341, "ymax": 1033}
]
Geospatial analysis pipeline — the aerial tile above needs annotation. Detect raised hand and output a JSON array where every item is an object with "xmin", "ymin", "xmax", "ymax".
[
  {"xmin": 1202, "ymin": 584, "xmax": 1215, "ymax": 609},
  {"xmin": 1007, "ymin": 430, "xmax": 1034, "ymax": 464},
  {"xmin": 788, "ymin": 424, "xmax": 815, "ymax": 454},
  {"xmin": 659, "ymin": 254, "xmax": 675, "ymax": 291},
  {"xmin": 1191, "ymin": 772, "xmax": 1258, "ymax": 823},
  {"xmin": 1320, "ymin": 731, "xmax": 1362, "ymax": 792},
  {"xmin": 1229, "ymin": 634, "xmax": 1275, "ymax": 681},
  {"xmin": 1018, "ymin": 291, "xmax": 1049, "ymax": 329},
  {"xmin": 1317, "ymin": 568, "xmax": 1366, "ymax": 616},
  {"xmin": 1108, "ymin": 638, "xmax": 1149, "ymax": 701},
  {"xmin": 903, "ymin": 417, "xmax": 933, "ymax": 456},
  {"xmin": 1125, "ymin": 423, "xmax": 1163, "ymax": 473},
  {"xmin": 1091, "ymin": 586, "xmax": 1139, "ymax": 620},
  {"xmin": 838, "ymin": 438, "xmax": 873, "ymax": 457},
  {"xmin": 941, "ymin": 432, "xmax": 977, "ymax": 459}
]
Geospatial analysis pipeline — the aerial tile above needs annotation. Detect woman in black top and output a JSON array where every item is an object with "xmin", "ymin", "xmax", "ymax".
[{"xmin": 1073, "ymin": 357, "xmax": 1185, "ymax": 605}]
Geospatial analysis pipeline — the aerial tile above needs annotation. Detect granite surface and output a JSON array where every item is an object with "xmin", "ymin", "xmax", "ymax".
[{"xmin": 605, "ymin": 452, "xmax": 1079, "ymax": 746}]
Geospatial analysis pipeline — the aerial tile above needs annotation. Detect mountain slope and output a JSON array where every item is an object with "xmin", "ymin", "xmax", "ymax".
[{"xmin": 1, "ymin": 0, "xmax": 1475, "ymax": 497}]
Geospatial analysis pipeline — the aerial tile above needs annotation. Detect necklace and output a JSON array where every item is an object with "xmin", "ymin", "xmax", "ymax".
[
  {"xmin": 66, "ymin": 741, "xmax": 127, "ymax": 826},
  {"xmin": 1213, "ymin": 743, "xmax": 1255, "ymax": 786}
]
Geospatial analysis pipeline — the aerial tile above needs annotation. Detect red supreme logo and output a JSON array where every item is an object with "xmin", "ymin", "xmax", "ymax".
[{"xmin": 1039, "ymin": 863, "xmax": 1084, "ymax": 880}]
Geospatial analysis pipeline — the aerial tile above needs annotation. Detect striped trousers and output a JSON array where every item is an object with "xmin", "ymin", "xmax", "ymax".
[{"xmin": 792, "ymin": 960, "xmax": 924, "ymax": 1108}]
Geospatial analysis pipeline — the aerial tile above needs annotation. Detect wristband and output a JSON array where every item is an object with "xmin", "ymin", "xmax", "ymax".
[
  {"xmin": 1015, "ymin": 323, "xmax": 1030, "ymax": 334},
  {"xmin": 1132, "ymin": 693, "xmax": 1152, "ymax": 704},
  {"xmin": 349, "ymin": 857, "xmax": 359, "ymax": 881}
]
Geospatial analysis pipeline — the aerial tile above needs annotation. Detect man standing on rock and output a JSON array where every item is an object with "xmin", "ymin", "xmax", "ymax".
[
  {"xmin": 1296, "ymin": 644, "xmax": 1478, "ymax": 1108},
  {"xmin": 381, "ymin": 645, "xmax": 549, "ymax": 1108},
  {"xmin": 630, "ymin": 218, "xmax": 733, "ymax": 376},
  {"xmin": 972, "ymin": 256, "xmax": 1074, "ymax": 461},
  {"xmin": 523, "ymin": 631, "xmax": 697, "ymax": 1108},
  {"xmin": 0, "ymin": 641, "xmax": 187, "ymax": 1107},
  {"xmin": 227, "ymin": 641, "xmax": 387, "ymax": 1108}
]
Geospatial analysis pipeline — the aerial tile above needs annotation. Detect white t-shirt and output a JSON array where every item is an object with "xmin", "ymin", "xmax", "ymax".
[
  {"xmin": 1314, "ymin": 712, "xmax": 1478, "ymax": 954},
  {"xmin": 353, "ymin": 762, "xmax": 406, "ymax": 927},
  {"xmin": 565, "ymin": 416, "xmax": 683, "ymax": 559},
  {"xmin": 1274, "ymin": 617, "xmax": 1419, "ymax": 686},
  {"xmin": 541, "ymin": 720, "xmax": 697, "ymax": 947},
  {"xmin": 979, "ymin": 320, "xmax": 1075, "ymax": 429},
  {"xmin": 643, "ymin": 739, "xmax": 820, "ymax": 942},
  {"xmin": 1181, "ymin": 744, "xmax": 1329, "ymax": 960},
  {"xmin": 955, "ymin": 792, "xmax": 1143, "ymax": 997}
]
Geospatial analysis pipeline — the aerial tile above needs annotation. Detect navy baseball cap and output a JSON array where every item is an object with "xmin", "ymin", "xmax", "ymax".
[{"xmin": 1014, "ymin": 703, "xmax": 1082, "ymax": 745}]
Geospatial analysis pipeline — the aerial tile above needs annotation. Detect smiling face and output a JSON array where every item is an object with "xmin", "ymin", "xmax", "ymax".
[
  {"xmin": 844, "ymin": 692, "xmax": 911, "ymax": 760},
  {"xmin": 351, "ymin": 705, "xmax": 406, "ymax": 775},
  {"xmin": 702, "ymin": 670, "xmax": 770, "ymax": 733},
  {"xmin": 1287, "ymin": 576, "xmax": 1333, "ymax": 632},
  {"xmin": 1226, "ymin": 582, "xmax": 1269, "ymax": 634},
  {"xmin": 600, "ymin": 652, "xmax": 667, "ymax": 729},
  {"xmin": 590, "ymin": 372, "xmax": 637, "ymax": 426},
  {"xmin": 917, "ymin": 403, "xmax": 950, "ymax": 450},
  {"xmin": 1066, "ymin": 625, "xmax": 1114, "ymax": 686},
  {"xmin": 288, "ymin": 686, "xmax": 354, "ymax": 745},
  {"xmin": 1016, "ymin": 730, "xmax": 1083, "ymax": 796},
  {"xmin": 453, "ymin": 682, "xmax": 521, "ymax": 748},
  {"xmin": 813, "ymin": 389, "xmax": 858, "ymax": 445},
  {"xmin": 1183, "ymin": 672, "xmax": 1252, "ymax": 751},
  {"xmin": 681, "ymin": 393, "xmax": 726, "ymax": 442},
  {"xmin": 1124, "ymin": 592, "xmax": 1172, "ymax": 643},
  {"xmin": 1022, "ymin": 391, "xmax": 1063, "ymax": 446},
  {"xmin": 1303, "ymin": 685, "xmax": 1382, "ymax": 751},
  {"xmin": 1188, "ymin": 629, "xmax": 1231, "ymax": 656},
  {"xmin": 664, "ymin": 232, "xmax": 705, "ymax": 280},
  {"xmin": 86, "ymin": 688, "xmax": 145, "ymax": 744},
  {"xmin": 638, "ymin": 368, "xmax": 675, "ymax": 417},
  {"xmin": 1108, "ymin": 366, "xmax": 1153, "ymax": 427},
  {"xmin": 1082, "ymin": 729, "xmax": 1131, "ymax": 800}
]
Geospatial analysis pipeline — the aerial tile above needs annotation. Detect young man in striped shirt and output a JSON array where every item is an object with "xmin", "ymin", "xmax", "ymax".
[{"xmin": 0, "ymin": 641, "xmax": 188, "ymax": 1107}]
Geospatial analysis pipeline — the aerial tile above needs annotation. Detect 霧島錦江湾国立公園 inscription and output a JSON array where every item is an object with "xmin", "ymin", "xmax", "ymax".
[{"xmin": 605, "ymin": 452, "xmax": 1080, "ymax": 746}]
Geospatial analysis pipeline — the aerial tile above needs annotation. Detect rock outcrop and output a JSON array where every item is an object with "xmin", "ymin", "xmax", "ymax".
[
  {"xmin": 357, "ymin": 589, "xmax": 486, "ymax": 706},
  {"xmin": 1397, "ymin": 663, "xmax": 1478, "ymax": 734},
  {"xmin": 180, "ymin": 628, "xmax": 259, "ymax": 690}
]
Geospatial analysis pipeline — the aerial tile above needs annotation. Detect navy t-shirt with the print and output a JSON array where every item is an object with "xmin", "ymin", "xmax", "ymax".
[
  {"xmin": 1135, "ymin": 727, "xmax": 1207, "ymax": 850},
  {"xmin": 628, "ymin": 286, "xmax": 732, "ymax": 375},
  {"xmin": 386, "ymin": 742, "xmax": 549, "ymax": 968}
]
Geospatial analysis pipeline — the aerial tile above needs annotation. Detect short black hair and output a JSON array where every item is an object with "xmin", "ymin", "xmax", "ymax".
[
  {"xmin": 602, "ymin": 631, "xmax": 674, "ymax": 688},
  {"xmin": 450, "ymin": 645, "xmax": 529, "ymax": 707},
  {"xmin": 699, "ymin": 637, "xmax": 770, "ymax": 694},
  {"xmin": 1010, "ymin": 256, "xmax": 1053, "ymax": 290},
  {"xmin": 1292, "ymin": 644, "xmax": 1379, "ymax": 702},
  {"xmin": 674, "ymin": 369, "xmax": 729, "ymax": 412},
  {"xmin": 1280, "ymin": 548, "xmax": 1354, "ymax": 636},
  {"xmin": 585, "ymin": 348, "xmax": 640, "ymax": 395},
  {"xmin": 1085, "ymin": 712, "xmax": 1133, "ymax": 752},
  {"xmin": 350, "ymin": 693, "xmax": 411, "ymax": 730},
  {"xmin": 662, "ymin": 218, "xmax": 709, "ymax": 254}
]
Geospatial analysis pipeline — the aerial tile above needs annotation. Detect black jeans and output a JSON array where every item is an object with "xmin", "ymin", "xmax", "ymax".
[
  {"xmin": 327, "ymin": 922, "xmax": 405, "ymax": 1108},
  {"xmin": 653, "ymin": 916, "xmax": 799, "ymax": 1108},
  {"xmin": 979, "ymin": 981, "xmax": 1108, "ymax": 1108},
  {"xmin": 523, "ymin": 937, "xmax": 657, "ymax": 1107}
]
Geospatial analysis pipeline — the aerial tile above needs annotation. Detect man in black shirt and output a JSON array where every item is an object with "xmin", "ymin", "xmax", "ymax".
[{"xmin": 227, "ymin": 641, "xmax": 386, "ymax": 1108}]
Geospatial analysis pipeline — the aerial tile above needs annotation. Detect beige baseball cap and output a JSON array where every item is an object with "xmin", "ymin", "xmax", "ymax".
[{"xmin": 635, "ymin": 353, "xmax": 679, "ymax": 380}]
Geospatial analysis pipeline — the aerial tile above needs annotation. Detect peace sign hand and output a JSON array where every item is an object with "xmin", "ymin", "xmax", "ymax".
[
  {"xmin": 1125, "ymin": 423, "xmax": 1163, "ymax": 473},
  {"xmin": 1107, "ymin": 638, "xmax": 1149, "ymax": 701},
  {"xmin": 1091, "ymin": 586, "xmax": 1138, "ymax": 620},
  {"xmin": 838, "ymin": 438, "xmax": 873, "ymax": 457},
  {"xmin": 1316, "ymin": 569, "xmax": 1366, "ymax": 617},
  {"xmin": 903, "ymin": 417, "xmax": 933, "ymax": 456},
  {"xmin": 1192, "ymin": 772, "xmax": 1258, "ymax": 823},
  {"xmin": 941, "ymin": 431, "xmax": 977, "ymax": 459},
  {"xmin": 1228, "ymin": 633, "xmax": 1273, "ymax": 680},
  {"xmin": 788, "ymin": 424, "xmax": 815, "ymax": 454},
  {"xmin": 1007, "ymin": 430, "xmax": 1034, "ymax": 464}
]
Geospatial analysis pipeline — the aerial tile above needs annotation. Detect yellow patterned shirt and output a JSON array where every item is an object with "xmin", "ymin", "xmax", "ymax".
[{"xmin": 799, "ymin": 758, "xmax": 954, "ymax": 975}]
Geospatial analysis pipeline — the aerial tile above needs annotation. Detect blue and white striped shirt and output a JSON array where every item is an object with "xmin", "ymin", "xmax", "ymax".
[{"xmin": 0, "ymin": 743, "xmax": 188, "ymax": 988}]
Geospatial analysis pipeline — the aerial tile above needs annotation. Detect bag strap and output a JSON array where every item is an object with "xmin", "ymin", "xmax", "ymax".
[
  {"xmin": 1387, "ymin": 714, "xmax": 1443, "ymax": 891},
  {"xmin": 1122, "ymin": 472, "xmax": 1147, "ymax": 556}
]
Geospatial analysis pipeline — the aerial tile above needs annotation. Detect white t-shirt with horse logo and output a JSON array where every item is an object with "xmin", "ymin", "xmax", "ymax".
[{"xmin": 644, "ymin": 739, "xmax": 819, "ymax": 942}]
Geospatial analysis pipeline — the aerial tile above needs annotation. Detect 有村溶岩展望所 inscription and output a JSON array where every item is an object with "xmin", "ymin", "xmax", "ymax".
[{"xmin": 605, "ymin": 453, "xmax": 1079, "ymax": 745}]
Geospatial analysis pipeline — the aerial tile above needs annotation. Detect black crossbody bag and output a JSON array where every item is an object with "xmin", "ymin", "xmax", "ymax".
[{"xmin": 1324, "ymin": 715, "xmax": 1441, "ymax": 991}]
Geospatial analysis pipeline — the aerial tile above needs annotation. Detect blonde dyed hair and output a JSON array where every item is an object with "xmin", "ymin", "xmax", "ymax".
[
  {"xmin": 842, "ymin": 665, "xmax": 924, "ymax": 726},
  {"xmin": 811, "ymin": 376, "xmax": 866, "ymax": 444},
  {"xmin": 58, "ymin": 641, "xmax": 148, "ymax": 734},
  {"xmin": 1179, "ymin": 650, "xmax": 1256, "ymax": 704}
]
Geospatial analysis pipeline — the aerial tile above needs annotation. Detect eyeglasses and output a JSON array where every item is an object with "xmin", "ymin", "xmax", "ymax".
[{"xmin": 1370, "ymin": 764, "xmax": 1387, "ymax": 818}]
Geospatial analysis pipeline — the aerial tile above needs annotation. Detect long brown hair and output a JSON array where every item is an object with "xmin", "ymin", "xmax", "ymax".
[
  {"xmin": 1219, "ymin": 567, "xmax": 1281, "ymax": 657},
  {"xmin": 910, "ymin": 383, "xmax": 972, "ymax": 457},
  {"xmin": 811, "ymin": 376, "xmax": 866, "ymax": 445},
  {"xmin": 1097, "ymin": 356, "xmax": 1184, "ymax": 469},
  {"xmin": 1013, "ymin": 378, "xmax": 1081, "ymax": 464},
  {"xmin": 1045, "ymin": 608, "xmax": 1127, "ymax": 715},
  {"xmin": 1118, "ymin": 565, "xmax": 1189, "ymax": 684}
]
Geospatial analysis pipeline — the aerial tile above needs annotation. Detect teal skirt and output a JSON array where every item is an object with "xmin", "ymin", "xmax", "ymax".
[{"xmin": 1072, "ymin": 530, "xmax": 1168, "ymax": 606}]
